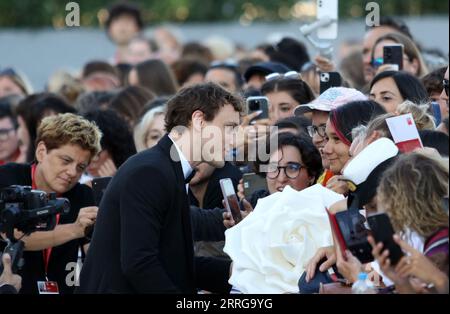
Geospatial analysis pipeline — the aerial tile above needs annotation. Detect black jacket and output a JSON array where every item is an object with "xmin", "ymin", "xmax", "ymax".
[
  {"xmin": 77, "ymin": 135, "xmax": 231, "ymax": 294},
  {"xmin": 0, "ymin": 163, "xmax": 94, "ymax": 294},
  {"xmin": 190, "ymin": 206, "xmax": 226, "ymax": 242}
]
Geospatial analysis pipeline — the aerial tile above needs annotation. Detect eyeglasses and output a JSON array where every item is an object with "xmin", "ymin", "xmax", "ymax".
[
  {"xmin": 443, "ymin": 79, "xmax": 449, "ymax": 97},
  {"xmin": 266, "ymin": 162, "xmax": 305, "ymax": 180},
  {"xmin": 371, "ymin": 56, "xmax": 410, "ymax": 69},
  {"xmin": 0, "ymin": 128, "xmax": 16, "ymax": 141},
  {"xmin": 265, "ymin": 71, "xmax": 301, "ymax": 81},
  {"xmin": 307, "ymin": 125, "xmax": 327, "ymax": 138}
]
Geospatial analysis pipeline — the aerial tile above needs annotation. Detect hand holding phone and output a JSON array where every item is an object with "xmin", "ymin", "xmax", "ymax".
[
  {"xmin": 246, "ymin": 96, "xmax": 269, "ymax": 124},
  {"xmin": 220, "ymin": 178, "xmax": 242, "ymax": 224}
]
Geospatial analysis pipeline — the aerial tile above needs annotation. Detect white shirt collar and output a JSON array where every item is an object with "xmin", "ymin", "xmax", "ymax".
[{"xmin": 168, "ymin": 135, "xmax": 193, "ymax": 181}]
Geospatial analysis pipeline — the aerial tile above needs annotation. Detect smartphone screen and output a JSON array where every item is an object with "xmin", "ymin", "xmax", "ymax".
[
  {"xmin": 220, "ymin": 178, "xmax": 242, "ymax": 224},
  {"xmin": 246, "ymin": 96, "xmax": 269, "ymax": 121},
  {"xmin": 367, "ymin": 213, "xmax": 404, "ymax": 266},
  {"xmin": 383, "ymin": 44, "xmax": 404, "ymax": 71}
]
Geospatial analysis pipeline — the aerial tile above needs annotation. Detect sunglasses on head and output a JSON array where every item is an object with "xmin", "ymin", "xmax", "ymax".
[
  {"xmin": 210, "ymin": 60, "xmax": 239, "ymax": 69},
  {"xmin": 265, "ymin": 71, "xmax": 301, "ymax": 81}
]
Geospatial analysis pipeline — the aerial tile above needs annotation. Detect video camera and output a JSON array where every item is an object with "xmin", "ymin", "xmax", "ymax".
[{"xmin": 0, "ymin": 185, "xmax": 70, "ymax": 273}]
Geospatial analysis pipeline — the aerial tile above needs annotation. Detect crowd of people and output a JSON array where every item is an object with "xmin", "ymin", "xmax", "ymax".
[{"xmin": 0, "ymin": 2, "xmax": 448, "ymax": 294}]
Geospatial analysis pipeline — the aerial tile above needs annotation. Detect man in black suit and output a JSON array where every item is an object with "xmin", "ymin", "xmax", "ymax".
[{"xmin": 78, "ymin": 83, "xmax": 243, "ymax": 293}]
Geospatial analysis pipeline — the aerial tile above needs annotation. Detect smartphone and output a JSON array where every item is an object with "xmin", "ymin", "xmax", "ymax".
[
  {"xmin": 383, "ymin": 44, "xmax": 404, "ymax": 71},
  {"xmin": 367, "ymin": 213, "xmax": 404, "ymax": 266},
  {"xmin": 430, "ymin": 101, "xmax": 442, "ymax": 126},
  {"xmin": 320, "ymin": 72, "xmax": 342, "ymax": 94},
  {"xmin": 220, "ymin": 178, "xmax": 242, "ymax": 224},
  {"xmin": 92, "ymin": 176, "xmax": 112, "ymax": 206},
  {"xmin": 246, "ymin": 96, "xmax": 269, "ymax": 123},
  {"xmin": 242, "ymin": 173, "xmax": 267, "ymax": 198},
  {"xmin": 334, "ymin": 210, "xmax": 373, "ymax": 263},
  {"xmin": 317, "ymin": 0, "xmax": 338, "ymax": 40}
]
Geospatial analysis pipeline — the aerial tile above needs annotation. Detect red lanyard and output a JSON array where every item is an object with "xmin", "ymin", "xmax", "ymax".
[{"xmin": 31, "ymin": 164, "xmax": 61, "ymax": 277}]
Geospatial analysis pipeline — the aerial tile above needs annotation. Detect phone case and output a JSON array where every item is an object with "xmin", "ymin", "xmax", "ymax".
[
  {"xmin": 320, "ymin": 72, "xmax": 342, "ymax": 94},
  {"xmin": 326, "ymin": 208, "xmax": 348, "ymax": 255},
  {"xmin": 246, "ymin": 97, "xmax": 269, "ymax": 121},
  {"xmin": 220, "ymin": 179, "xmax": 242, "ymax": 223},
  {"xmin": 317, "ymin": 0, "xmax": 338, "ymax": 40},
  {"xmin": 367, "ymin": 213, "xmax": 404, "ymax": 265},
  {"xmin": 92, "ymin": 176, "xmax": 112, "ymax": 206},
  {"xmin": 383, "ymin": 45, "xmax": 404, "ymax": 71}
]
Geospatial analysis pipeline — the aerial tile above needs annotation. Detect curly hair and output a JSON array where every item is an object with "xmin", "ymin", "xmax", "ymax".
[
  {"xmin": 396, "ymin": 100, "xmax": 436, "ymax": 130},
  {"xmin": 377, "ymin": 152, "xmax": 449, "ymax": 238},
  {"xmin": 36, "ymin": 113, "xmax": 102, "ymax": 159},
  {"xmin": 83, "ymin": 109, "xmax": 136, "ymax": 167}
]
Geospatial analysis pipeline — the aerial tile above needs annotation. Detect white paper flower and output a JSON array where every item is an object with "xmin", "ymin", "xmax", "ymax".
[{"xmin": 223, "ymin": 184, "xmax": 344, "ymax": 294}]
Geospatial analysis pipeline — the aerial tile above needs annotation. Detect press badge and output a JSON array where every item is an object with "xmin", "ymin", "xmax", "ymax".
[{"xmin": 37, "ymin": 281, "xmax": 60, "ymax": 294}]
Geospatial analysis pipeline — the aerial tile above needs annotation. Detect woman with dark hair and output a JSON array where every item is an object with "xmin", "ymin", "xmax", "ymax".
[
  {"xmin": 273, "ymin": 116, "xmax": 311, "ymax": 136},
  {"xmin": 241, "ymin": 132, "xmax": 322, "ymax": 208},
  {"xmin": 83, "ymin": 109, "xmax": 137, "ymax": 180},
  {"xmin": 323, "ymin": 100, "xmax": 386, "ymax": 193},
  {"xmin": 261, "ymin": 74, "xmax": 315, "ymax": 124},
  {"xmin": 15, "ymin": 93, "xmax": 76, "ymax": 163},
  {"xmin": 128, "ymin": 59, "xmax": 179, "ymax": 96},
  {"xmin": 109, "ymin": 86, "xmax": 156, "ymax": 128},
  {"xmin": 369, "ymin": 71, "xmax": 428, "ymax": 113}
]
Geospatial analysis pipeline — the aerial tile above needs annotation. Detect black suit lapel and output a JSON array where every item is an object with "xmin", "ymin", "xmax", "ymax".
[{"xmin": 157, "ymin": 134, "xmax": 195, "ymax": 285}]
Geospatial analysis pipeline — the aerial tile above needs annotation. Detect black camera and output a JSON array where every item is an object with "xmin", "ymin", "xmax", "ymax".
[{"xmin": 0, "ymin": 185, "xmax": 70, "ymax": 273}]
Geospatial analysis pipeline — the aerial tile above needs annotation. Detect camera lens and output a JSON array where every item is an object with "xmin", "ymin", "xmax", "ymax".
[
  {"xmin": 249, "ymin": 101, "xmax": 260, "ymax": 111},
  {"xmin": 321, "ymin": 73, "xmax": 330, "ymax": 82}
]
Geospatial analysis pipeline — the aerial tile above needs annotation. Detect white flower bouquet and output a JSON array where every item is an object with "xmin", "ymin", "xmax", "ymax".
[{"xmin": 223, "ymin": 184, "xmax": 344, "ymax": 294}]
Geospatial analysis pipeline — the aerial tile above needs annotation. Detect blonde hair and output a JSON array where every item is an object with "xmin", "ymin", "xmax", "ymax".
[
  {"xmin": 396, "ymin": 100, "xmax": 436, "ymax": 130},
  {"xmin": 378, "ymin": 152, "xmax": 449, "ymax": 238},
  {"xmin": 37, "ymin": 113, "xmax": 102, "ymax": 158},
  {"xmin": 133, "ymin": 105, "xmax": 166, "ymax": 152},
  {"xmin": 0, "ymin": 69, "xmax": 34, "ymax": 95}
]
